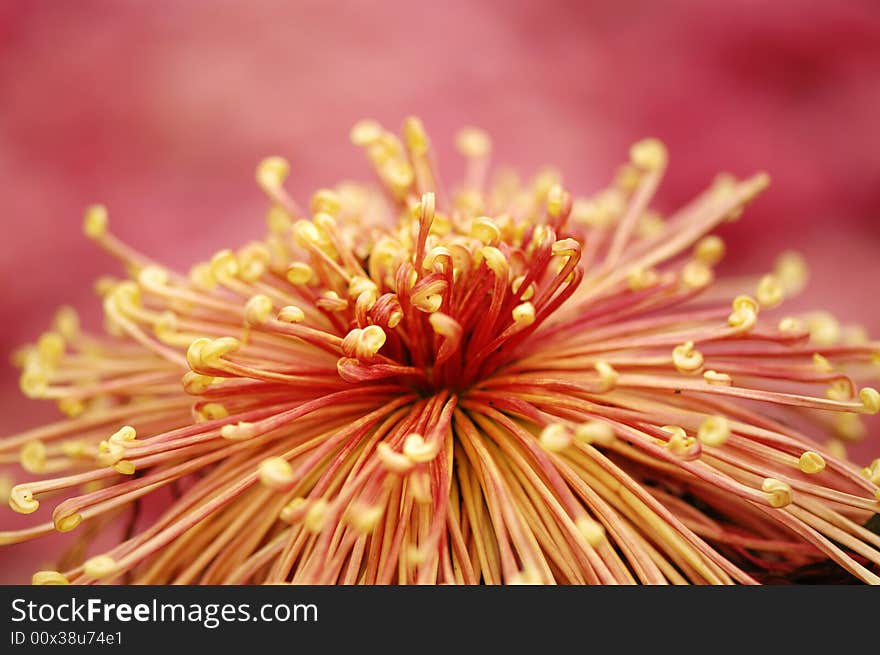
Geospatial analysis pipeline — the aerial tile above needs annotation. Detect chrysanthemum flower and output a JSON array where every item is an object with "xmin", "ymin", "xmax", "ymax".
[{"xmin": 2, "ymin": 118, "xmax": 879, "ymax": 585}]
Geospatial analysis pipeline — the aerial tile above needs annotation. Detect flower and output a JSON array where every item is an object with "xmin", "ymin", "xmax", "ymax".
[{"xmin": 2, "ymin": 117, "xmax": 879, "ymax": 585}]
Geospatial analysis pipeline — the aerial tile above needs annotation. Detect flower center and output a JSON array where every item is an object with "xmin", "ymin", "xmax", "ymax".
[{"xmin": 310, "ymin": 191, "xmax": 584, "ymax": 394}]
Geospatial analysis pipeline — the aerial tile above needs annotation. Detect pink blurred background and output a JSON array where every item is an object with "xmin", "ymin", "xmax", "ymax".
[{"xmin": 1, "ymin": 0, "xmax": 879, "ymax": 582}]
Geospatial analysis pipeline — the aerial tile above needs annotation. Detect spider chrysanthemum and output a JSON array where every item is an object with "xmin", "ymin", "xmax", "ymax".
[{"xmin": 2, "ymin": 118, "xmax": 880, "ymax": 585}]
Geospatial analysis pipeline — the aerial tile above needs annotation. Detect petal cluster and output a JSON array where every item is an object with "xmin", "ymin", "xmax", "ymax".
[{"xmin": 3, "ymin": 118, "xmax": 880, "ymax": 585}]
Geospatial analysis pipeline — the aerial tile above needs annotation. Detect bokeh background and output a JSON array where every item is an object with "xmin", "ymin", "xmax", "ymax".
[{"xmin": 1, "ymin": 0, "xmax": 879, "ymax": 582}]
